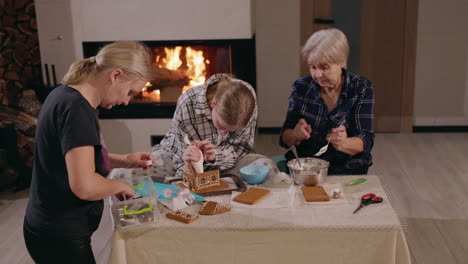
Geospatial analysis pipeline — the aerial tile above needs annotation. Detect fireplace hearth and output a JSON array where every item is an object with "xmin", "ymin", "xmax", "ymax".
[{"xmin": 83, "ymin": 38, "xmax": 255, "ymax": 119}]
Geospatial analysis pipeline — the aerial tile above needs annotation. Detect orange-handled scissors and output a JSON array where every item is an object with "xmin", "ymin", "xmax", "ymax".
[{"xmin": 353, "ymin": 193, "xmax": 383, "ymax": 214}]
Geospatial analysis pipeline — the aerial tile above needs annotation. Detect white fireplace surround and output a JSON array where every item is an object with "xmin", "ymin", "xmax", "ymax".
[
  {"xmin": 35, "ymin": 0, "xmax": 255, "ymax": 153},
  {"xmin": 36, "ymin": 0, "xmax": 254, "ymax": 85}
]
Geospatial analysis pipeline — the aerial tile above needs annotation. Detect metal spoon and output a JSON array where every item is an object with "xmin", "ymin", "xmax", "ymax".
[
  {"xmin": 314, "ymin": 137, "xmax": 331, "ymax": 157},
  {"xmin": 290, "ymin": 145, "xmax": 303, "ymax": 168},
  {"xmin": 314, "ymin": 117, "xmax": 346, "ymax": 157}
]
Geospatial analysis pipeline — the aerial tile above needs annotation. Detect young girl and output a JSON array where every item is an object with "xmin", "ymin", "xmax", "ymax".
[
  {"xmin": 147, "ymin": 73, "xmax": 279, "ymax": 179},
  {"xmin": 23, "ymin": 41, "xmax": 154, "ymax": 263}
]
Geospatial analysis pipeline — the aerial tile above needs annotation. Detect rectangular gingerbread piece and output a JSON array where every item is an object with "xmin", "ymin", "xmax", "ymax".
[
  {"xmin": 166, "ymin": 210, "xmax": 200, "ymax": 224},
  {"xmin": 199, "ymin": 201, "xmax": 231, "ymax": 215},
  {"xmin": 233, "ymin": 187, "xmax": 270, "ymax": 205},
  {"xmin": 301, "ymin": 186, "xmax": 330, "ymax": 202}
]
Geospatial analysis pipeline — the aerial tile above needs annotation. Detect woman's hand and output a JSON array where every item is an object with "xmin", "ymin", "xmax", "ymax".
[
  {"xmin": 191, "ymin": 140, "xmax": 216, "ymax": 162},
  {"xmin": 116, "ymin": 182, "xmax": 136, "ymax": 201},
  {"xmin": 122, "ymin": 152, "xmax": 155, "ymax": 170},
  {"xmin": 326, "ymin": 125, "xmax": 348, "ymax": 151},
  {"xmin": 182, "ymin": 145, "xmax": 202, "ymax": 162},
  {"xmin": 292, "ymin": 119, "xmax": 312, "ymax": 145}
]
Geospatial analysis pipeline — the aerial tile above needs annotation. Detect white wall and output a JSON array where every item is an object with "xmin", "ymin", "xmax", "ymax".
[
  {"xmin": 70, "ymin": 0, "xmax": 253, "ymax": 60},
  {"xmin": 254, "ymin": 0, "xmax": 301, "ymax": 127},
  {"xmin": 76, "ymin": 0, "xmax": 252, "ymax": 40},
  {"xmin": 414, "ymin": 0, "xmax": 468, "ymax": 126}
]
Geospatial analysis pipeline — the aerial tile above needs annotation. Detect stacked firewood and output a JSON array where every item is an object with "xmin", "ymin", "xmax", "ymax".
[
  {"xmin": 0, "ymin": 96, "xmax": 39, "ymax": 167},
  {"xmin": 0, "ymin": 0, "xmax": 43, "ymax": 190}
]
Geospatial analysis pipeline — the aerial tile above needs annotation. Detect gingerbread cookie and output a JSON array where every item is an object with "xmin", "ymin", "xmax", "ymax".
[
  {"xmin": 301, "ymin": 186, "xmax": 330, "ymax": 202},
  {"xmin": 166, "ymin": 210, "xmax": 200, "ymax": 224},
  {"xmin": 233, "ymin": 188, "xmax": 270, "ymax": 205},
  {"xmin": 199, "ymin": 201, "xmax": 231, "ymax": 215}
]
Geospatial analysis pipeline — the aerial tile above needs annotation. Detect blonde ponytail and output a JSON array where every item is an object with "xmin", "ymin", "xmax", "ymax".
[
  {"xmin": 62, "ymin": 41, "xmax": 152, "ymax": 85},
  {"xmin": 62, "ymin": 57, "xmax": 96, "ymax": 85}
]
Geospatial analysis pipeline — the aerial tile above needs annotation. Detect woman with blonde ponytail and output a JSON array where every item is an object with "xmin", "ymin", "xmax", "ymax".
[{"xmin": 24, "ymin": 41, "xmax": 155, "ymax": 263}]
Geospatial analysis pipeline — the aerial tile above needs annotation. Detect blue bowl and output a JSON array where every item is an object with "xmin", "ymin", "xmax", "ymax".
[{"xmin": 240, "ymin": 164, "xmax": 269, "ymax": 185}]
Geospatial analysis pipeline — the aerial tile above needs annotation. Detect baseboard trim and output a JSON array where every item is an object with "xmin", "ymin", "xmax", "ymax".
[
  {"xmin": 258, "ymin": 127, "xmax": 282, "ymax": 134},
  {"xmin": 413, "ymin": 126, "xmax": 468, "ymax": 133}
]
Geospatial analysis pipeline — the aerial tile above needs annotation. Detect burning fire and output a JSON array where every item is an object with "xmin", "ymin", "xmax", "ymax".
[
  {"xmin": 155, "ymin": 46, "xmax": 207, "ymax": 94},
  {"xmin": 134, "ymin": 46, "xmax": 209, "ymax": 103},
  {"xmin": 161, "ymin": 47, "xmax": 182, "ymax": 70},
  {"xmin": 182, "ymin": 47, "xmax": 206, "ymax": 93},
  {"xmin": 141, "ymin": 82, "xmax": 160, "ymax": 102}
]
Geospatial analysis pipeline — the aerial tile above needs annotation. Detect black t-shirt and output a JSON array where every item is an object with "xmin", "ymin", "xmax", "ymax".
[{"xmin": 25, "ymin": 85, "xmax": 110, "ymax": 238}]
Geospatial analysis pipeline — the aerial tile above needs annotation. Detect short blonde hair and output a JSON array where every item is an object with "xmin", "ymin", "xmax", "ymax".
[
  {"xmin": 63, "ymin": 41, "xmax": 152, "ymax": 85},
  {"xmin": 206, "ymin": 74, "xmax": 255, "ymax": 127},
  {"xmin": 301, "ymin": 28, "xmax": 349, "ymax": 66}
]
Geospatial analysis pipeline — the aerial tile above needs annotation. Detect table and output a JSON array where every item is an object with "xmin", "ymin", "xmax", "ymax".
[{"xmin": 109, "ymin": 174, "xmax": 411, "ymax": 264}]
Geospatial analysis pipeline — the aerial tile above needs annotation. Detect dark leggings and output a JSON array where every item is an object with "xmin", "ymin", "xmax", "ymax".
[{"xmin": 23, "ymin": 221, "xmax": 96, "ymax": 264}]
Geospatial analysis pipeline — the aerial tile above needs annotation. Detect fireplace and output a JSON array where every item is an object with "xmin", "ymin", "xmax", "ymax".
[{"xmin": 83, "ymin": 38, "xmax": 256, "ymax": 119}]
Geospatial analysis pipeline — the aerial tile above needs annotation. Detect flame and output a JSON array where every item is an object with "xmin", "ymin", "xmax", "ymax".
[
  {"xmin": 140, "ymin": 82, "xmax": 160, "ymax": 102},
  {"xmin": 139, "ymin": 46, "xmax": 207, "ymax": 102},
  {"xmin": 182, "ymin": 47, "xmax": 206, "ymax": 93},
  {"xmin": 161, "ymin": 46, "xmax": 182, "ymax": 70}
]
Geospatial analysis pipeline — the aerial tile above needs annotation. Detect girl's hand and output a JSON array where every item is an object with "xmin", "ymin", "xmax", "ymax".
[
  {"xmin": 182, "ymin": 145, "xmax": 202, "ymax": 162},
  {"xmin": 192, "ymin": 140, "xmax": 216, "ymax": 162}
]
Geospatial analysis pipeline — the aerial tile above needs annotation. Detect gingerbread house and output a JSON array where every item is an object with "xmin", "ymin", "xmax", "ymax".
[{"xmin": 182, "ymin": 162, "xmax": 221, "ymax": 192}]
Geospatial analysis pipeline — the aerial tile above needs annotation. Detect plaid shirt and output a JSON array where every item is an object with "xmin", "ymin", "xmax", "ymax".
[
  {"xmin": 153, "ymin": 77, "xmax": 257, "ymax": 177},
  {"xmin": 280, "ymin": 69, "xmax": 374, "ymax": 171}
]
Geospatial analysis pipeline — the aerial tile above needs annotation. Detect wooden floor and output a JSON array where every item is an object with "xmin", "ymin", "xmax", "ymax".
[{"xmin": 1, "ymin": 133, "xmax": 468, "ymax": 263}]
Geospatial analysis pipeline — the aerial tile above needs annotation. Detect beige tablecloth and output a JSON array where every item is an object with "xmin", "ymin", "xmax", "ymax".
[{"xmin": 109, "ymin": 174, "xmax": 411, "ymax": 264}]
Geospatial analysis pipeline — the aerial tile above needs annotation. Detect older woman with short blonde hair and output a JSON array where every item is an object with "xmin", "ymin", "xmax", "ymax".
[{"xmin": 280, "ymin": 28, "xmax": 374, "ymax": 175}]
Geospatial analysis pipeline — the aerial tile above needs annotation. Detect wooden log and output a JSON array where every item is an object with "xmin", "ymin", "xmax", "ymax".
[
  {"xmin": 17, "ymin": 89, "xmax": 42, "ymax": 117},
  {"xmin": 18, "ymin": 23, "xmax": 33, "ymax": 36},
  {"xmin": 0, "ymin": 32, "xmax": 5, "ymax": 47},
  {"xmin": 15, "ymin": 131, "xmax": 36, "ymax": 163},
  {"xmin": 13, "ymin": 42, "xmax": 28, "ymax": 66},
  {"xmin": 151, "ymin": 67, "xmax": 189, "ymax": 88},
  {"xmin": 5, "ymin": 71, "xmax": 19, "ymax": 80},
  {"xmin": 29, "ymin": 46, "xmax": 41, "ymax": 65},
  {"xmin": 0, "ymin": 105, "xmax": 37, "ymax": 137},
  {"xmin": 16, "ymin": 131, "xmax": 29, "ymax": 148},
  {"xmin": 4, "ymin": 27, "xmax": 19, "ymax": 41},
  {"xmin": 17, "ymin": 12, "xmax": 29, "ymax": 21},
  {"xmin": 14, "ymin": 0, "xmax": 29, "ymax": 9},
  {"xmin": 2, "ymin": 15, "xmax": 15, "ymax": 27},
  {"xmin": 17, "ymin": 147, "xmax": 33, "ymax": 168},
  {"xmin": 1, "ymin": 48, "xmax": 13, "ymax": 61},
  {"xmin": 7, "ymin": 63, "xmax": 20, "ymax": 72},
  {"xmin": 29, "ymin": 17, "xmax": 36, "ymax": 30},
  {"xmin": 4, "ymin": 0, "xmax": 15, "ymax": 15},
  {"xmin": 0, "ymin": 79, "xmax": 5, "ymax": 105},
  {"xmin": 4, "ymin": 80, "xmax": 20, "ymax": 105},
  {"xmin": 23, "ymin": 65, "xmax": 33, "ymax": 80},
  {"xmin": 25, "ymin": 2, "xmax": 35, "ymax": 14}
]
